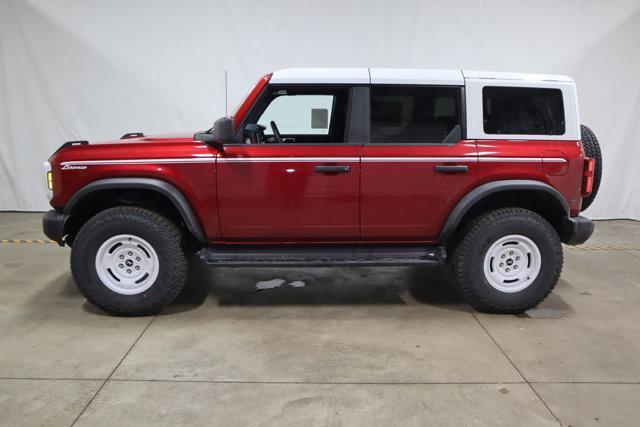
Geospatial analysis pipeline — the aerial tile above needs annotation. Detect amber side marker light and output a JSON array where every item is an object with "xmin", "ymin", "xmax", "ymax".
[{"xmin": 47, "ymin": 171, "xmax": 53, "ymax": 190}]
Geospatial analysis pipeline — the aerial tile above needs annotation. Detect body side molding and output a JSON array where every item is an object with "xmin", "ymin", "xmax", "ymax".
[
  {"xmin": 437, "ymin": 180, "xmax": 570, "ymax": 244},
  {"xmin": 63, "ymin": 178, "xmax": 206, "ymax": 242}
]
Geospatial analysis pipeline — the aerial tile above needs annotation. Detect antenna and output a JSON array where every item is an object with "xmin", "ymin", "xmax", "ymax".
[{"xmin": 224, "ymin": 70, "xmax": 228, "ymax": 116}]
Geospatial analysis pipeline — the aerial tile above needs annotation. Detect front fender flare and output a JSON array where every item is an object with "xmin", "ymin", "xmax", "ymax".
[
  {"xmin": 64, "ymin": 178, "xmax": 206, "ymax": 242},
  {"xmin": 436, "ymin": 180, "xmax": 569, "ymax": 244}
]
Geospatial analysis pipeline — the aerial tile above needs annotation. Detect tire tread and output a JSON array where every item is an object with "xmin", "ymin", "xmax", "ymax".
[
  {"xmin": 580, "ymin": 124, "xmax": 602, "ymax": 211},
  {"xmin": 452, "ymin": 207, "xmax": 563, "ymax": 313},
  {"xmin": 70, "ymin": 206, "xmax": 187, "ymax": 316}
]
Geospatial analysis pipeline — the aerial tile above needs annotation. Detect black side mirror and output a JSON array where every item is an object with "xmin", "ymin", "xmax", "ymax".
[
  {"xmin": 212, "ymin": 116, "xmax": 235, "ymax": 143},
  {"xmin": 194, "ymin": 116, "xmax": 235, "ymax": 146}
]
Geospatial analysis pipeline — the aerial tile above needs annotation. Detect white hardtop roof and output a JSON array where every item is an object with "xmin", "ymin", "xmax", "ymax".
[
  {"xmin": 462, "ymin": 70, "xmax": 574, "ymax": 82},
  {"xmin": 270, "ymin": 68, "xmax": 573, "ymax": 85}
]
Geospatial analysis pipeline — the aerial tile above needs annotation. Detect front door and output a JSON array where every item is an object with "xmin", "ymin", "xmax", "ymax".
[
  {"xmin": 217, "ymin": 85, "xmax": 361, "ymax": 242},
  {"xmin": 361, "ymin": 85, "xmax": 479, "ymax": 241}
]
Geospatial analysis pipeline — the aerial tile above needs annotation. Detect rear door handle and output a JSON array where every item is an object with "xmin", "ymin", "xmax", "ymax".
[
  {"xmin": 434, "ymin": 165, "xmax": 468, "ymax": 174},
  {"xmin": 315, "ymin": 165, "xmax": 350, "ymax": 174}
]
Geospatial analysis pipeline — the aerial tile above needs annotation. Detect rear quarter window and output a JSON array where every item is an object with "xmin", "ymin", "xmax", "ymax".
[{"xmin": 482, "ymin": 86, "xmax": 565, "ymax": 135}]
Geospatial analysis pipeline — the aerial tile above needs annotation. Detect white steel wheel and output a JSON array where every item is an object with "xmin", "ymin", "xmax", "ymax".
[
  {"xmin": 95, "ymin": 234, "xmax": 159, "ymax": 295},
  {"xmin": 483, "ymin": 234, "xmax": 542, "ymax": 293}
]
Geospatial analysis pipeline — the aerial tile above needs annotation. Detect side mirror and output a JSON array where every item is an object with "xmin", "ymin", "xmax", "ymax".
[
  {"xmin": 212, "ymin": 116, "xmax": 235, "ymax": 143},
  {"xmin": 194, "ymin": 116, "xmax": 235, "ymax": 146}
]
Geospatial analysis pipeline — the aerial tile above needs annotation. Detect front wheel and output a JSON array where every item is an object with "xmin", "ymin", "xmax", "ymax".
[
  {"xmin": 452, "ymin": 208, "xmax": 563, "ymax": 313},
  {"xmin": 71, "ymin": 207, "xmax": 188, "ymax": 316}
]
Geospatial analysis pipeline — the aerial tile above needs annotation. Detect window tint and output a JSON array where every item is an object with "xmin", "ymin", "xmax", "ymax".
[
  {"xmin": 483, "ymin": 87, "xmax": 565, "ymax": 135},
  {"xmin": 370, "ymin": 86, "xmax": 461, "ymax": 144}
]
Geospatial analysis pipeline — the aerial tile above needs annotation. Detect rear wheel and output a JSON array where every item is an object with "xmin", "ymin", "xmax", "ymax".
[
  {"xmin": 452, "ymin": 208, "xmax": 563, "ymax": 313},
  {"xmin": 71, "ymin": 207, "xmax": 187, "ymax": 316}
]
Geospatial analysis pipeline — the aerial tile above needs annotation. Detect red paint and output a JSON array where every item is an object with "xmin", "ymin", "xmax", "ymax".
[
  {"xmin": 361, "ymin": 142, "xmax": 479, "ymax": 241},
  {"xmin": 542, "ymin": 150, "xmax": 569, "ymax": 175},
  {"xmin": 49, "ymin": 135, "xmax": 223, "ymax": 240},
  {"xmin": 477, "ymin": 139, "xmax": 585, "ymax": 216},
  {"xmin": 49, "ymin": 135, "xmax": 586, "ymax": 243},
  {"xmin": 233, "ymin": 73, "xmax": 271, "ymax": 129},
  {"xmin": 216, "ymin": 144, "xmax": 360, "ymax": 241}
]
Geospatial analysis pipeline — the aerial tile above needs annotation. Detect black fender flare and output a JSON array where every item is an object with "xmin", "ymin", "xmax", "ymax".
[
  {"xmin": 436, "ymin": 180, "xmax": 569, "ymax": 244},
  {"xmin": 64, "ymin": 178, "xmax": 206, "ymax": 242}
]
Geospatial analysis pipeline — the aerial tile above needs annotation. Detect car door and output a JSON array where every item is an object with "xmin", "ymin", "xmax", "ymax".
[
  {"xmin": 361, "ymin": 84, "xmax": 479, "ymax": 241},
  {"xmin": 216, "ymin": 85, "xmax": 362, "ymax": 242}
]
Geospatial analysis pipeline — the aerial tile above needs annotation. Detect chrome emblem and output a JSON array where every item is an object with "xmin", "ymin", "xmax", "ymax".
[{"xmin": 61, "ymin": 164, "xmax": 87, "ymax": 170}]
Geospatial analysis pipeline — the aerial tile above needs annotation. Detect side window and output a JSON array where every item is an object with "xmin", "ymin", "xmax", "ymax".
[
  {"xmin": 248, "ymin": 87, "xmax": 349, "ymax": 143},
  {"xmin": 258, "ymin": 95, "xmax": 334, "ymax": 135},
  {"xmin": 370, "ymin": 86, "xmax": 461, "ymax": 144},
  {"xmin": 483, "ymin": 86, "xmax": 565, "ymax": 135}
]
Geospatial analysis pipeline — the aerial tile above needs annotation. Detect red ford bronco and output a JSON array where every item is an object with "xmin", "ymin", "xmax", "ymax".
[{"xmin": 43, "ymin": 68, "xmax": 601, "ymax": 316}]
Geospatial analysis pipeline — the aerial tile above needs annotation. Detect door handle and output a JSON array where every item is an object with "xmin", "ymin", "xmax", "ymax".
[
  {"xmin": 315, "ymin": 165, "xmax": 350, "ymax": 174},
  {"xmin": 434, "ymin": 165, "xmax": 468, "ymax": 174}
]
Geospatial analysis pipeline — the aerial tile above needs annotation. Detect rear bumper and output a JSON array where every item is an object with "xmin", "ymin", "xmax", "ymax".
[
  {"xmin": 560, "ymin": 215, "xmax": 594, "ymax": 245},
  {"xmin": 42, "ymin": 210, "xmax": 70, "ymax": 246}
]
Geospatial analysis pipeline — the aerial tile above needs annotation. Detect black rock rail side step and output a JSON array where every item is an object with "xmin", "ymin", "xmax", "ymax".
[{"xmin": 199, "ymin": 245, "xmax": 446, "ymax": 267}]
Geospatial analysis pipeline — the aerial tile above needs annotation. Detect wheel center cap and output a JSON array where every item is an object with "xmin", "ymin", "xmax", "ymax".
[
  {"xmin": 506, "ymin": 259, "xmax": 514, "ymax": 266},
  {"xmin": 125, "ymin": 259, "xmax": 134, "ymax": 267}
]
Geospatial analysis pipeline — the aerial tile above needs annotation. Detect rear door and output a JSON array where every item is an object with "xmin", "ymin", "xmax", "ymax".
[
  {"xmin": 216, "ymin": 85, "xmax": 362, "ymax": 241},
  {"xmin": 361, "ymin": 84, "xmax": 478, "ymax": 241}
]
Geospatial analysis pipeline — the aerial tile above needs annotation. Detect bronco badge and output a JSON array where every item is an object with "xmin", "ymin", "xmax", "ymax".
[{"xmin": 61, "ymin": 164, "xmax": 87, "ymax": 170}]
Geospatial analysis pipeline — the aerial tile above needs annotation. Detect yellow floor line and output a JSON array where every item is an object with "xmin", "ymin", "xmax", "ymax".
[
  {"xmin": 566, "ymin": 245, "xmax": 640, "ymax": 251},
  {"xmin": 0, "ymin": 239, "xmax": 56, "ymax": 244}
]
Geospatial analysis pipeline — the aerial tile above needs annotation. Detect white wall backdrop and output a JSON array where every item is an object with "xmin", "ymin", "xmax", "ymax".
[{"xmin": 1, "ymin": 0, "xmax": 639, "ymax": 219}]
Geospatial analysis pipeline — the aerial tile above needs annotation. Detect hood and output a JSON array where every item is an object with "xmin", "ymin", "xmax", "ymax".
[
  {"xmin": 48, "ymin": 131, "xmax": 215, "ymax": 166},
  {"xmin": 91, "ymin": 132, "xmax": 197, "ymax": 145}
]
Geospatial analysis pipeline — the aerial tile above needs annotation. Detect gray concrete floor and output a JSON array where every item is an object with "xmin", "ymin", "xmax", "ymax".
[{"xmin": 0, "ymin": 213, "xmax": 639, "ymax": 426}]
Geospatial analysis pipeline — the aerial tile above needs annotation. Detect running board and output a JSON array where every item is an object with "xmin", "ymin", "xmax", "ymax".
[{"xmin": 199, "ymin": 245, "xmax": 446, "ymax": 267}]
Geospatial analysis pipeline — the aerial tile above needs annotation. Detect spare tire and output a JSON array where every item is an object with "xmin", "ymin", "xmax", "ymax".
[{"xmin": 580, "ymin": 124, "xmax": 602, "ymax": 211}]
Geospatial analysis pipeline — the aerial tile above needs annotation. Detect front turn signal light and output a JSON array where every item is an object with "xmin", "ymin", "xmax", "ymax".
[{"xmin": 44, "ymin": 161, "xmax": 53, "ymax": 200}]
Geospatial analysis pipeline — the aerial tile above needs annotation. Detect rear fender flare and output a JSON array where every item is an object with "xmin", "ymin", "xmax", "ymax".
[{"xmin": 437, "ymin": 180, "xmax": 569, "ymax": 244}]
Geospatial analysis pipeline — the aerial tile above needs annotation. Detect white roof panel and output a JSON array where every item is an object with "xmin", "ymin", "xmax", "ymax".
[
  {"xmin": 270, "ymin": 68, "xmax": 369, "ymax": 84},
  {"xmin": 462, "ymin": 70, "xmax": 574, "ymax": 83},
  {"xmin": 269, "ymin": 68, "xmax": 574, "ymax": 85},
  {"xmin": 370, "ymin": 68, "xmax": 463, "ymax": 85}
]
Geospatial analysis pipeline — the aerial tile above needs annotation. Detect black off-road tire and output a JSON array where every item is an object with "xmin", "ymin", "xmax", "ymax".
[
  {"xmin": 580, "ymin": 124, "xmax": 602, "ymax": 211},
  {"xmin": 452, "ymin": 208, "xmax": 563, "ymax": 314},
  {"xmin": 71, "ymin": 207, "xmax": 188, "ymax": 316}
]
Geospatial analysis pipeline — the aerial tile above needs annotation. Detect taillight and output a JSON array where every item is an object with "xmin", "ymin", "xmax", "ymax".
[{"xmin": 582, "ymin": 158, "xmax": 595, "ymax": 196}]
